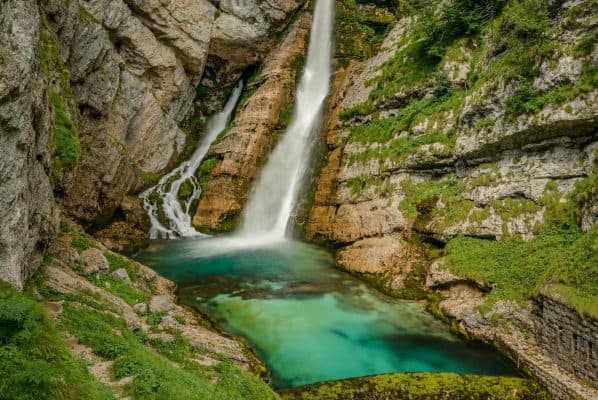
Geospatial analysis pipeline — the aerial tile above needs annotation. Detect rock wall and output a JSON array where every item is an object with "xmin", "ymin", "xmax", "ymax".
[
  {"xmin": 534, "ymin": 295, "xmax": 598, "ymax": 386},
  {"xmin": 193, "ymin": 13, "xmax": 311, "ymax": 231},
  {"xmin": 0, "ymin": 0, "xmax": 303, "ymax": 288},
  {"xmin": 0, "ymin": 0, "xmax": 58, "ymax": 290},
  {"xmin": 306, "ymin": 0, "xmax": 597, "ymax": 291},
  {"xmin": 303, "ymin": 0, "xmax": 598, "ymax": 398}
]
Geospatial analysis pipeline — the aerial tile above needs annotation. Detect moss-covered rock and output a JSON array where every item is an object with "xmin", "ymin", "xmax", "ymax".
[{"xmin": 279, "ymin": 372, "xmax": 551, "ymax": 399}]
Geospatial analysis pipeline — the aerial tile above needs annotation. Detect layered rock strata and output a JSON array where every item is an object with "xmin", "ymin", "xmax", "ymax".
[
  {"xmin": 193, "ymin": 13, "xmax": 312, "ymax": 230},
  {"xmin": 0, "ymin": 0, "xmax": 303, "ymax": 288}
]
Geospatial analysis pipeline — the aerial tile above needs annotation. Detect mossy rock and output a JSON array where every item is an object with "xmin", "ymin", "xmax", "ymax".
[{"xmin": 279, "ymin": 372, "xmax": 552, "ymax": 400}]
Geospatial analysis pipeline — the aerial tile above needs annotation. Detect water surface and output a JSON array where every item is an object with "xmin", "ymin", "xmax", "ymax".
[{"xmin": 136, "ymin": 238, "xmax": 515, "ymax": 388}]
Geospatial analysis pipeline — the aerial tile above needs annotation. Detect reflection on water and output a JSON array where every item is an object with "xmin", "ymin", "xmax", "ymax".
[{"xmin": 136, "ymin": 237, "xmax": 515, "ymax": 388}]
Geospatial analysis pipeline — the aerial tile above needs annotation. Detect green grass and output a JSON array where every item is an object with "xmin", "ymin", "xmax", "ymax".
[
  {"xmin": 59, "ymin": 303, "xmax": 278, "ymax": 400},
  {"xmin": 88, "ymin": 274, "xmax": 150, "ymax": 306},
  {"xmin": 344, "ymin": 90, "xmax": 463, "ymax": 165},
  {"xmin": 445, "ymin": 223, "xmax": 598, "ymax": 317},
  {"xmin": 71, "ymin": 229, "xmax": 99, "ymax": 253},
  {"xmin": 279, "ymin": 372, "xmax": 550, "ymax": 399},
  {"xmin": 0, "ymin": 281, "xmax": 115, "ymax": 400}
]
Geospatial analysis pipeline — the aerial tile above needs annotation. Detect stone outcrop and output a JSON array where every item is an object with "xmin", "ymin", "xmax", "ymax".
[
  {"xmin": 0, "ymin": 0, "xmax": 303, "ymax": 289},
  {"xmin": 425, "ymin": 263, "xmax": 598, "ymax": 400},
  {"xmin": 193, "ymin": 12, "xmax": 311, "ymax": 230},
  {"xmin": 307, "ymin": 0, "xmax": 597, "ymax": 265},
  {"xmin": 534, "ymin": 294, "xmax": 598, "ymax": 386}
]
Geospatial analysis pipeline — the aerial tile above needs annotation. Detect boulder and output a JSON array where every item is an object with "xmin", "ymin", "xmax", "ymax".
[
  {"xmin": 133, "ymin": 303, "xmax": 147, "ymax": 314},
  {"xmin": 80, "ymin": 248, "xmax": 110, "ymax": 275},
  {"xmin": 149, "ymin": 294, "xmax": 176, "ymax": 313},
  {"xmin": 111, "ymin": 268, "xmax": 131, "ymax": 285}
]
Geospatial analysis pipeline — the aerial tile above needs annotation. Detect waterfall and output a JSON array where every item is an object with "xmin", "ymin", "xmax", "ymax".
[
  {"xmin": 238, "ymin": 0, "xmax": 334, "ymax": 239},
  {"xmin": 140, "ymin": 81, "xmax": 243, "ymax": 239}
]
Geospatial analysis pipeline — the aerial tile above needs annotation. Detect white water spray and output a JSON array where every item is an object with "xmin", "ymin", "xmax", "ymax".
[
  {"xmin": 140, "ymin": 81, "xmax": 243, "ymax": 239},
  {"xmin": 238, "ymin": 0, "xmax": 334, "ymax": 240}
]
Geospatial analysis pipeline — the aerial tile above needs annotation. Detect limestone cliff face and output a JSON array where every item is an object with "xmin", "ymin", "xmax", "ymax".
[
  {"xmin": 0, "ymin": 0, "xmax": 303, "ymax": 288},
  {"xmin": 305, "ymin": 2, "xmax": 597, "ymax": 397},
  {"xmin": 307, "ymin": 0, "xmax": 597, "ymax": 281},
  {"xmin": 0, "ymin": 0, "xmax": 58, "ymax": 290}
]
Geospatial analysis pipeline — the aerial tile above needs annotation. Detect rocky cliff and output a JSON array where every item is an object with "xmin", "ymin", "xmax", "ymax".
[
  {"xmin": 0, "ymin": 0, "xmax": 303, "ymax": 289},
  {"xmin": 305, "ymin": 0, "xmax": 597, "ymax": 398}
]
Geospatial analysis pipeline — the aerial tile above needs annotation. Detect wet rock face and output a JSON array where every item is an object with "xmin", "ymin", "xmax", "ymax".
[
  {"xmin": 0, "ymin": 0, "xmax": 58, "ymax": 289},
  {"xmin": 193, "ymin": 13, "xmax": 312, "ymax": 231},
  {"xmin": 0, "ymin": 0, "xmax": 303, "ymax": 289}
]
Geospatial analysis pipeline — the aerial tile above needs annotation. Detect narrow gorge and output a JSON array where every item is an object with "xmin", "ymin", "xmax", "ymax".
[{"xmin": 0, "ymin": 0, "xmax": 596, "ymax": 400}]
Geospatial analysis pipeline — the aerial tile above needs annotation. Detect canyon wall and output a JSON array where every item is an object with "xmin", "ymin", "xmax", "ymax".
[
  {"xmin": 0, "ymin": 0, "xmax": 303, "ymax": 289},
  {"xmin": 303, "ymin": 0, "xmax": 597, "ymax": 398}
]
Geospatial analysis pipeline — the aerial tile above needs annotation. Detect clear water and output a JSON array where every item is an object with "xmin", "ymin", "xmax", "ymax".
[{"xmin": 136, "ymin": 238, "xmax": 516, "ymax": 388}]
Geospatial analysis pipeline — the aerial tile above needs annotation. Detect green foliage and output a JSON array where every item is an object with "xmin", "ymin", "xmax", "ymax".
[
  {"xmin": 445, "ymin": 223, "xmax": 598, "ymax": 317},
  {"xmin": 416, "ymin": 0, "xmax": 507, "ymax": 59},
  {"xmin": 573, "ymin": 33, "xmax": 597, "ymax": 57},
  {"xmin": 49, "ymin": 93, "xmax": 80, "ymax": 170},
  {"xmin": 0, "ymin": 281, "xmax": 114, "ymax": 400},
  {"xmin": 279, "ymin": 372, "xmax": 550, "ymax": 399},
  {"xmin": 40, "ymin": 22, "xmax": 80, "ymax": 176},
  {"xmin": 398, "ymin": 177, "xmax": 472, "ymax": 230},
  {"xmin": 335, "ymin": 0, "xmax": 396, "ymax": 65},
  {"xmin": 504, "ymin": 64, "xmax": 596, "ymax": 119},
  {"xmin": 104, "ymin": 252, "xmax": 136, "ymax": 276},
  {"xmin": 88, "ymin": 274, "xmax": 150, "ymax": 307},
  {"xmin": 71, "ymin": 229, "xmax": 99, "ymax": 253}
]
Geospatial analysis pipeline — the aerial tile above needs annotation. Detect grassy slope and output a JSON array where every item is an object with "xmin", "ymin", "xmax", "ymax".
[{"xmin": 0, "ymin": 226, "xmax": 279, "ymax": 400}]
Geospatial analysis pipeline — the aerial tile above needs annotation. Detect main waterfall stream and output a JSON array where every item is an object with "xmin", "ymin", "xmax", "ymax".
[{"xmin": 137, "ymin": 0, "xmax": 516, "ymax": 389}]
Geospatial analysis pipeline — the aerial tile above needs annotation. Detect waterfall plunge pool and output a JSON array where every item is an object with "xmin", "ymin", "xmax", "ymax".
[{"xmin": 135, "ymin": 237, "xmax": 516, "ymax": 388}]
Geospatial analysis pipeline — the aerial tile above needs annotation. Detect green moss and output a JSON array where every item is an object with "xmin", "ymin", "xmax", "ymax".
[
  {"xmin": 196, "ymin": 157, "xmax": 219, "ymax": 191},
  {"xmin": 279, "ymin": 372, "xmax": 550, "ymax": 399},
  {"xmin": 0, "ymin": 281, "xmax": 115, "ymax": 400},
  {"xmin": 40, "ymin": 21, "xmax": 80, "ymax": 177}
]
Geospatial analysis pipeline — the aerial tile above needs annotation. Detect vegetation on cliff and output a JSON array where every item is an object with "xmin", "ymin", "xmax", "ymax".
[{"xmin": 39, "ymin": 18, "xmax": 80, "ymax": 180}]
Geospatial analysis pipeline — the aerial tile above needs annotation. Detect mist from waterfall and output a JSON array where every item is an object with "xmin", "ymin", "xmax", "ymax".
[
  {"xmin": 237, "ymin": 0, "xmax": 334, "ymax": 240},
  {"xmin": 140, "ymin": 81, "xmax": 243, "ymax": 239}
]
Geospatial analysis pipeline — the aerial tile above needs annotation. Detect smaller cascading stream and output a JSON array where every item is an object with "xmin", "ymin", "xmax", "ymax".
[{"xmin": 140, "ymin": 81, "xmax": 243, "ymax": 239}]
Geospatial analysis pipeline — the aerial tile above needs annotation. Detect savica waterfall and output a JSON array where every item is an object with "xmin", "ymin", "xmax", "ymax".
[
  {"xmin": 238, "ymin": 0, "xmax": 333, "ymax": 239},
  {"xmin": 143, "ymin": 0, "xmax": 333, "ymax": 243},
  {"xmin": 141, "ymin": 81, "xmax": 243, "ymax": 239},
  {"xmin": 136, "ymin": 0, "xmax": 516, "ymax": 388}
]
